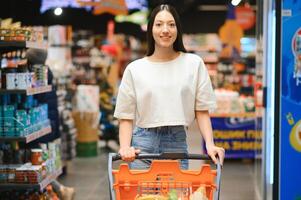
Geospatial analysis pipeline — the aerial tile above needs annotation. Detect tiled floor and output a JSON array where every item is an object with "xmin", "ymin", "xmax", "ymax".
[{"xmin": 59, "ymin": 123, "xmax": 259, "ymax": 200}]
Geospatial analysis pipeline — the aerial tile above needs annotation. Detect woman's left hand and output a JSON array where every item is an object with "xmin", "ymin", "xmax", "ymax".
[{"xmin": 206, "ymin": 144, "xmax": 225, "ymax": 166}]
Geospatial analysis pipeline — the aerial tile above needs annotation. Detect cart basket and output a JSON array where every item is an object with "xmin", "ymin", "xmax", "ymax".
[{"xmin": 108, "ymin": 152, "xmax": 222, "ymax": 200}]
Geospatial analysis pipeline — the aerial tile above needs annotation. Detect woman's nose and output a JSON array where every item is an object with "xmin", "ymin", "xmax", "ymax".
[{"xmin": 162, "ymin": 24, "xmax": 169, "ymax": 32}]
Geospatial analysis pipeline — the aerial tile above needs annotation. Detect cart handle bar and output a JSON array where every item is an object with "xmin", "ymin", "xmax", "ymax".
[
  {"xmin": 108, "ymin": 152, "xmax": 222, "ymax": 200},
  {"xmin": 111, "ymin": 152, "xmax": 212, "ymax": 161}
]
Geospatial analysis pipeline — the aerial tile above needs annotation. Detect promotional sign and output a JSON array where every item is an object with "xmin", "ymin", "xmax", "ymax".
[
  {"xmin": 40, "ymin": 0, "xmax": 148, "ymax": 14},
  {"xmin": 281, "ymin": 1, "xmax": 301, "ymax": 199},
  {"xmin": 210, "ymin": 116, "xmax": 262, "ymax": 158},
  {"xmin": 235, "ymin": 4, "xmax": 256, "ymax": 30},
  {"xmin": 77, "ymin": 0, "xmax": 128, "ymax": 15}
]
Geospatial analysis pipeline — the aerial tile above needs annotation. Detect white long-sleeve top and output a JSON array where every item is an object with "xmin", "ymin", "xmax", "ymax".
[{"xmin": 113, "ymin": 52, "xmax": 216, "ymax": 128}]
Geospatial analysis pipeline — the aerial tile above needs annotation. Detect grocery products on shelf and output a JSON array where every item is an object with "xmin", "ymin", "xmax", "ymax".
[
  {"xmin": 0, "ymin": 23, "xmax": 62, "ymax": 196},
  {"xmin": 0, "ymin": 18, "xmax": 44, "ymax": 42},
  {"xmin": 214, "ymin": 89, "xmax": 255, "ymax": 115}
]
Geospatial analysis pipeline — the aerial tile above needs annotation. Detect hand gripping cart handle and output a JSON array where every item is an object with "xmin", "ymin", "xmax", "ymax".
[{"xmin": 108, "ymin": 153, "xmax": 222, "ymax": 200}]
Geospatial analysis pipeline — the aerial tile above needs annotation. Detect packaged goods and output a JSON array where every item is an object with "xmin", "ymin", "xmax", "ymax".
[
  {"xmin": 135, "ymin": 194, "xmax": 168, "ymax": 200},
  {"xmin": 190, "ymin": 186, "xmax": 208, "ymax": 200}
]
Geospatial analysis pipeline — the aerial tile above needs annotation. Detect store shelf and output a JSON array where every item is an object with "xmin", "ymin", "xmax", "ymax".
[
  {"xmin": 0, "ymin": 125, "xmax": 52, "ymax": 143},
  {"xmin": 210, "ymin": 112, "xmax": 257, "ymax": 118},
  {"xmin": 0, "ymin": 85, "xmax": 52, "ymax": 95},
  {"xmin": 0, "ymin": 168, "xmax": 62, "ymax": 191},
  {"xmin": 50, "ymin": 43, "xmax": 73, "ymax": 48},
  {"xmin": 0, "ymin": 41, "xmax": 48, "ymax": 50}
]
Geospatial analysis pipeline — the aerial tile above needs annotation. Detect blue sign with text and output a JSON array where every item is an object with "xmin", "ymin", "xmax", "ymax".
[
  {"xmin": 281, "ymin": 1, "xmax": 301, "ymax": 199},
  {"xmin": 210, "ymin": 116, "xmax": 262, "ymax": 159}
]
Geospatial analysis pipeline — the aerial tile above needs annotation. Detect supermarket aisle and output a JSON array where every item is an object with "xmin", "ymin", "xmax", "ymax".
[{"xmin": 59, "ymin": 124, "xmax": 257, "ymax": 200}]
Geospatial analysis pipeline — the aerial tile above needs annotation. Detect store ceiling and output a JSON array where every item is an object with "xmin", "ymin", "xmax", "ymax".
[{"xmin": 0, "ymin": 0, "xmax": 256, "ymax": 40}]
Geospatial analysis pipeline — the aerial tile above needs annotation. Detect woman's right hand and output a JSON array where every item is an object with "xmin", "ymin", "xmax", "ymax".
[{"xmin": 119, "ymin": 146, "xmax": 141, "ymax": 162}]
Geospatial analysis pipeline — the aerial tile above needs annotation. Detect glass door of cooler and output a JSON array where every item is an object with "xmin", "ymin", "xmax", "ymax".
[
  {"xmin": 261, "ymin": 0, "xmax": 277, "ymax": 198},
  {"xmin": 255, "ymin": 0, "xmax": 277, "ymax": 199},
  {"xmin": 254, "ymin": 0, "xmax": 264, "ymax": 198}
]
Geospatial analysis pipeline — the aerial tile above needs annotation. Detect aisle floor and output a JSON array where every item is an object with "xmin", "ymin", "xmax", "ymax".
[{"xmin": 59, "ymin": 123, "xmax": 258, "ymax": 200}]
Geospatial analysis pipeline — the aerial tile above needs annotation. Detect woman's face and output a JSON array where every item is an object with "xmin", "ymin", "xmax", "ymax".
[{"xmin": 152, "ymin": 10, "xmax": 177, "ymax": 49}]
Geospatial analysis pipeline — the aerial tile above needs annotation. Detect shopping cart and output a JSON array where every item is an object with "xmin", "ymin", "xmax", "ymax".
[{"xmin": 108, "ymin": 152, "xmax": 222, "ymax": 200}]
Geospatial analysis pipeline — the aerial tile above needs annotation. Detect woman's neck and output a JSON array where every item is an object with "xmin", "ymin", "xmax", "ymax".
[{"xmin": 149, "ymin": 47, "xmax": 179, "ymax": 62}]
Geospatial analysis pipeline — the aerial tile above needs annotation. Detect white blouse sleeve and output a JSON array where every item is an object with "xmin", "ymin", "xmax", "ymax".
[
  {"xmin": 113, "ymin": 67, "xmax": 136, "ymax": 119},
  {"xmin": 195, "ymin": 59, "xmax": 217, "ymax": 112}
]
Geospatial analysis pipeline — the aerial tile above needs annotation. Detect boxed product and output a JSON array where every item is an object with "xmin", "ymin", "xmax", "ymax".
[
  {"xmin": 75, "ymin": 85, "xmax": 99, "ymax": 112},
  {"xmin": 0, "ymin": 106, "xmax": 3, "ymax": 135},
  {"xmin": 15, "ymin": 110, "xmax": 29, "ymax": 136}
]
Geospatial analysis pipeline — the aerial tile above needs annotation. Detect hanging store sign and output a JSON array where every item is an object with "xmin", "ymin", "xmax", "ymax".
[
  {"xmin": 76, "ymin": 0, "xmax": 128, "ymax": 15},
  {"xmin": 235, "ymin": 4, "xmax": 256, "ymax": 30},
  {"xmin": 219, "ymin": 4, "xmax": 243, "ymax": 59}
]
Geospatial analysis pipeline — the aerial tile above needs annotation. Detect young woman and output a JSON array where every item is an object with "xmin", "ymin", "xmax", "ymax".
[{"xmin": 114, "ymin": 4, "xmax": 225, "ymax": 169}]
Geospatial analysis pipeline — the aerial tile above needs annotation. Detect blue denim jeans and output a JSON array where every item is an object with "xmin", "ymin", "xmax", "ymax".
[{"xmin": 130, "ymin": 126, "xmax": 188, "ymax": 169}]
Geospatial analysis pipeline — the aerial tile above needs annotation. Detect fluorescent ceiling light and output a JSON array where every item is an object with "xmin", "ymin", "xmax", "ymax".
[
  {"xmin": 54, "ymin": 7, "xmax": 63, "ymax": 16},
  {"xmin": 231, "ymin": 0, "xmax": 242, "ymax": 6}
]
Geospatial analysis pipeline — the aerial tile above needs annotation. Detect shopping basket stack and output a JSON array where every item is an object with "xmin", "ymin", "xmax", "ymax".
[{"xmin": 108, "ymin": 153, "xmax": 222, "ymax": 200}]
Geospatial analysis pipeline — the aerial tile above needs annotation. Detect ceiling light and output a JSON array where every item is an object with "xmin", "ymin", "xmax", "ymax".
[
  {"xmin": 54, "ymin": 7, "xmax": 63, "ymax": 16},
  {"xmin": 231, "ymin": 0, "xmax": 242, "ymax": 6}
]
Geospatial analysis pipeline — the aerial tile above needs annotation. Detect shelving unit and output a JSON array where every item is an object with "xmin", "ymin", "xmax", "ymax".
[
  {"xmin": 73, "ymin": 56, "xmax": 90, "ymax": 64},
  {"xmin": 0, "ymin": 85, "xmax": 52, "ymax": 95},
  {"xmin": 0, "ymin": 125, "xmax": 52, "ymax": 143},
  {"xmin": 210, "ymin": 112, "xmax": 257, "ymax": 118},
  {"xmin": 0, "ymin": 38, "xmax": 61, "ymax": 195},
  {"xmin": 185, "ymin": 35, "xmax": 260, "ymax": 159},
  {"xmin": 0, "ymin": 41, "xmax": 48, "ymax": 50},
  {"xmin": 0, "ymin": 168, "xmax": 62, "ymax": 192}
]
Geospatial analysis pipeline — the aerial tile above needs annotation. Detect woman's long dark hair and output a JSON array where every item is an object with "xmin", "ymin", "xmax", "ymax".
[{"xmin": 146, "ymin": 4, "xmax": 187, "ymax": 56}]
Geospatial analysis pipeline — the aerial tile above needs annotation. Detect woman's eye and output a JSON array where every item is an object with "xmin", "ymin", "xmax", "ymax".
[
  {"xmin": 155, "ymin": 23, "xmax": 161, "ymax": 27},
  {"xmin": 169, "ymin": 23, "xmax": 176, "ymax": 27}
]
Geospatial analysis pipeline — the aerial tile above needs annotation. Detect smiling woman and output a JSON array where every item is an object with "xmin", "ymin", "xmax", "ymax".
[
  {"xmin": 152, "ymin": 11, "xmax": 178, "ymax": 50},
  {"xmin": 113, "ymin": 4, "xmax": 225, "ymax": 169}
]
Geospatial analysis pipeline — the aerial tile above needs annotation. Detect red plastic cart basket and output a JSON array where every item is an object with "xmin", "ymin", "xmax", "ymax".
[{"xmin": 108, "ymin": 153, "xmax": 222, "ymax": 200}]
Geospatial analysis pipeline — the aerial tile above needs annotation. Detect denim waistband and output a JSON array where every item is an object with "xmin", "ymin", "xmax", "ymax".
[{"xmin": 139, "ymin": 125, "xmax": 187, "ymax": 132}]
